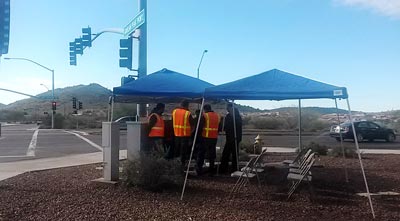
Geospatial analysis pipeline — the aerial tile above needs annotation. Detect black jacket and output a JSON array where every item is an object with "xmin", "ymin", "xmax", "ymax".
[{"xmin": 223, "ymin": 110, "xmax": 242, "ymax": 142}]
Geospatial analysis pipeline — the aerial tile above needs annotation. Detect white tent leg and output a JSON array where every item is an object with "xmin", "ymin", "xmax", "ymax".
[
  {"xmin": 180, "ymin": 98, "xmax": 205, "ymax": 200},
  {"xmin": 298, "ymin": 99, "xmax": 302, "ymax": 151},
  {"xmin": 335, "ymin": 99, "xmax": 349, "ymax": 182},
  {"xmin": 346, "ymin": 98, "xmax": 375, "ymax": 218}
]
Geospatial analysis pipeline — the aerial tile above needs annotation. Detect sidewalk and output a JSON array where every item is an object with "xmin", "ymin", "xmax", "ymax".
[
  {"xmin": 1, "ymin": 148, "xmax": 399, "ymax": 182},
  {"xmin": 266, "ymin": 147, "xmax": 400, "ymax": 155},
  {"xmin": 0, "ymin": 150, "xmax": 127, "ymax": 181}
]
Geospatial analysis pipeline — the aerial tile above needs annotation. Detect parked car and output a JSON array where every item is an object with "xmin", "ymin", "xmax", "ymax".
[
  {"xmin": 330, "ymin": 121, "xmax": 396, "ymax": 142},
  {"xmin": 115, "ymin": 116, "xmax": 137, "ymax": 130}
]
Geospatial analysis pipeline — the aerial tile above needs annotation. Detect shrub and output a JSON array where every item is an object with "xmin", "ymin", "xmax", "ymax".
[
  {"xmin": 239, "ymin": 139, "xmax": 255, "ymax": 154},
  {"xmin": 305, "ymin": 142, "xmax": 328, "ymax": 156},
  {"xmin": 329, "ymin": 146, "xmax": 357, "ymax": 158},
  {"xmin": 122, "ymin": 154, "xmax": 183, "ymax": 192}
]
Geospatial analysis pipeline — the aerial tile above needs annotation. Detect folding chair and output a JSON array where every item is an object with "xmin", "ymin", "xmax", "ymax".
[
  {"xmin": 283, "ymin": 148, "xmax": 312, "ymax": 167},
  {"xmin": 230, "ymin": 149, "xmax": 267, "ymax": 197},
  {"xmin": 287, "ymin": 152, "xmax": 316, "ymax": 199}
]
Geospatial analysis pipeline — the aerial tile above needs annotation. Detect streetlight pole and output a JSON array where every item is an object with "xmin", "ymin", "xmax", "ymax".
[
  {"xmin": 4, "ymin": 57, "xmax": 55, "ymax": 129},
  {"xmin": 197, "ymin": 49, "xmax": 208, "ymax": 79}
]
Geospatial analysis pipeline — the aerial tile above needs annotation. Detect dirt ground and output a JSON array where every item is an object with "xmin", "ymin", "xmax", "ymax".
[{"xmin": 0, "ymin": 153, "xmax": 399, "ymax": 221}]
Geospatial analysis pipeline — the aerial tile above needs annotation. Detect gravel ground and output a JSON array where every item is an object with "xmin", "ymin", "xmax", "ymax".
[{"xmin": 0, "ymin": 153, "xmax": 399, "ymax": 221}]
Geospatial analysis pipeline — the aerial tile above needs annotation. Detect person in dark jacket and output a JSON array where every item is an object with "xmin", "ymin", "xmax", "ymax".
[{"xmin": 219, "ymin": 103, "xmax": 242, "ymax": 173}]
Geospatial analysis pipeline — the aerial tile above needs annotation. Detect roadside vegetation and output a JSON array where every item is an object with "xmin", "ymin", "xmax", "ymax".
[{"xmin": 2, "ymin": 100, "xmax": 400, "ymax": 133}]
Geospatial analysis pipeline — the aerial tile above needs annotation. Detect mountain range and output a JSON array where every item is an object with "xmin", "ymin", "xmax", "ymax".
[
  {"xmin": 1, "ymin": 83, "xmax": 112, "ymax": 115},
  {"xmin": 0, "ymin": 83, "xmax": 356, "ymax": 116}
]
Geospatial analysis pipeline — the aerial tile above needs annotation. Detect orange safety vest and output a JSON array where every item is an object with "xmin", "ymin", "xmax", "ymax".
[
  {"xmin": 148, "ymin": 113, "xmax": 165, "ymax": 137},
  {"xmin": 172, "ymin": 108, "xmax": 191, "ymax": 137},
  {"xmin": 202, "ymin": 112, "xmax": 220, "ymax": 139}
]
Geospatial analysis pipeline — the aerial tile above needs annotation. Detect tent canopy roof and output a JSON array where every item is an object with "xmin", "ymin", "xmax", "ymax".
[
  {"xmin": 113, "ymin": 68, "xmax": 214, "ymax": 103},
  {"xmin": 204, "ymin": 69, "xmax": 348, "ymax": 100}
]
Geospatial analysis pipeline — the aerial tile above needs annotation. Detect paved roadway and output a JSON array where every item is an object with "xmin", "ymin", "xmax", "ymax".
[
  {"xmin": 0, "ymin": 124, "xmax": 126, "ymax": 163},
  {"xmin": 1, "ymin": 124, "xmax": 398, "ymax": 164},
  {"xmin": 246, "ymin": 132, "xmax": 400, "ymax": 150}
]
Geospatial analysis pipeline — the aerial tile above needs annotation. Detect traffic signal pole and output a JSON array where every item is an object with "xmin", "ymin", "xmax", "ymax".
[
  {"xmin": 51, "ymin": 69, "xmax": 55, "ymax": 129},
  {"xmin": 137, "ymin": 0, "xmax": 147, "ymax": 117}
]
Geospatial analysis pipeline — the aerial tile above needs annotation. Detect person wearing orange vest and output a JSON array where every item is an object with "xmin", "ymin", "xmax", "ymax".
[
  {"xmin": 148, "ymin": 103, "xmax": 165, "ymax": 154},
  {"xmin": 195, "ymin": 104, "xmax": 221, "ymax": 176},
  {"xmin": 172, "ymin": 100, "xmax": 194, "ymax": 168}
]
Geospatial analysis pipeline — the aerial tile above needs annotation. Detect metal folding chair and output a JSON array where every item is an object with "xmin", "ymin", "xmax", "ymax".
[
  {"xmin": 230, "ymin": 149, "xmax": 268, "ymax": 197},
  {"xmin": 287, "ymin": 152, "xmax": 316, "ymax": 199}
]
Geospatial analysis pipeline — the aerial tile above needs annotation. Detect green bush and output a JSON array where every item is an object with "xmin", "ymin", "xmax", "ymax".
[
  {"xmin": 122, "ymin": 154, "xmax": 183, "ymax": 192},
  {"xmin": 239, "ymin": 139, "xmax": 255, "ymax": 154},
  {"xmin": 305, "ymin": 142, "xmax": 328, "ymax": 156},
  {"xmin": 329, "ymin": 146, "xmax": 357, "ymax": 158}
]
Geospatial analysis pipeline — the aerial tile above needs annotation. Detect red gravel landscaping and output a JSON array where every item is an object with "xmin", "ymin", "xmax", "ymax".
[{"xmin": 0, "ymin": 153, "xmax": 399, "ymax": 220}]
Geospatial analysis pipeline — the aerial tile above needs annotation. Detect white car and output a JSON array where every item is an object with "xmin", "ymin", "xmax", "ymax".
[{"xmin": 115, "ymin": 116, "xmax": 137, "ymax": 130}]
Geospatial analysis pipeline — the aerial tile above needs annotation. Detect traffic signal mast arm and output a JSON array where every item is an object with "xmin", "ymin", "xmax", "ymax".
[
  {"xmin": 83, "ymin": 28, "xmax": 140, "ymax": 51},
  {"xmin": 70, "ymin": 27, "xmax": 138, "ymax": 67}
]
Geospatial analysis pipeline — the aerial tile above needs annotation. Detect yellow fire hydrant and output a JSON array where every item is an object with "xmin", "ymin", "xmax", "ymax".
[{"xmin": 253, "ymin": 134, "xmax": 264, "ymax": 154}]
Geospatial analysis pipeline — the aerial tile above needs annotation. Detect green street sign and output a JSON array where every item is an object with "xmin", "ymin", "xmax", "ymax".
[{"xmin": 124, "ymin": 9, "xmax": 145, "ymax": 36}]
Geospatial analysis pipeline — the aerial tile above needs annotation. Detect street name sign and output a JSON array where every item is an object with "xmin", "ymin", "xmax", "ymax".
[{"xmin": 124, "ymin": 9, "xmax": 145, "ymax": 36}]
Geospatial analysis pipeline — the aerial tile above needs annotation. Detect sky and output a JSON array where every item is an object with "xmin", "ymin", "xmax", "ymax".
[{"xmin": 0, "ymin": 0, "xmax": 399, "ymax": 112}]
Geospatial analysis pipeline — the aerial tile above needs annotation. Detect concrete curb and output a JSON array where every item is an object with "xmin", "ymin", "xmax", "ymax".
[
  {"xmin": 1, "ymin": 147, "xmax": 400, "ymax": 182},
  {"xmin": 0, "ymin": 150, "xmax": 127, "ymax": 181}
]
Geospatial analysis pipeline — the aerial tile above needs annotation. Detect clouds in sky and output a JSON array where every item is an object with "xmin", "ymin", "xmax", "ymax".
[{"xmin": 335, "ymin": 0, "xmax": 400, "ymax": 18}]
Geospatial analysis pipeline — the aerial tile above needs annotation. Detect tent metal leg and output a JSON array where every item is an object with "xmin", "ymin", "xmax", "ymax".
[
  {"xmin": 298, "ymin": 99, "xmax": 302, "ymax": 151},
  {"xmin": 334, "ymin": 99, "xmax": 349, "ymax": 182},
  {"xmin": 180, "ymin": 98, "xmax": 205, "ymax": 200},
  {"xmin": 346, "ymin": 98, "xmax": 375, "ymax": 218}
]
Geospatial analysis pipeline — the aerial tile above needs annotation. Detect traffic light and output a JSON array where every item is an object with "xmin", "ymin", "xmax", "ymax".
[
  {"xmin": 119, "ymin": 37, "xmax": 133, "ymax": 70},
  {"xmin": 0, "ymin": 0, "xmax": 10, "ymax": 55},
  {"xmin": 121, "ymin": 76, "xmax": 135, "ymax": 85},
  {"xmin": 52, "ymin": 102, "xmax": 57, "ymax": 111},
  {"xmin": 72, "ymin": 97, "xmax": 77, "ymax": 109},
  {"xmin": 74, "ymin": 38, "xmax": 83, "ymax": 55},
  {"xmin": 78, "ymin": 101, "xmax": 82, "ymax": 110},
  {"xmin": 82, "ymin": 27, "xmax": 92, "ymax": 47},
  {"xmin": 69, "ymin": 42, "xmax": 77, "ymax": 66}
]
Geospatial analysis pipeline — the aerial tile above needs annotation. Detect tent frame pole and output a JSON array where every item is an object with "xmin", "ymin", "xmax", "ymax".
[
  {"xmin": 181, "ymin": 98, "xmax": 205, "ymax": 200},
  {"xmin": 298, "ymin": 99, "xmax": 302, "ymax": 151},
  {"xmin": 334, "ymin": 99, "xmax": 349, "ymax": 182},
  {"xmin": 346, "ymin": 98, "xmax": 375, "ymax": 218}
]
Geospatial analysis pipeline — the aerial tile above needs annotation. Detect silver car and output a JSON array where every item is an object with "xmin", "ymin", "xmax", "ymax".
[{"xmin": 115, "ymin": 116, "xmax": 137, "ymax": 130}]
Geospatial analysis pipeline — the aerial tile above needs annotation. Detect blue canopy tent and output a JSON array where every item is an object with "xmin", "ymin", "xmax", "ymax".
[
  {"xmin": 111, "ymin": 68, "xmax": 214, "ymax": 120},
  {"xmin": 181, "ymin": 69, "xmax": 375, "ymax": 218},
  {"xmin": 113, "ymin": 68, "xmax": 214, "ymax": 104},
  {"xmin": 204, "ymin": 69, "xmax": 348, "ymax": 100}
]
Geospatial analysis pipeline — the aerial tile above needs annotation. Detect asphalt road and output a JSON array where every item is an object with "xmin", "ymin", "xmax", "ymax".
[
  {"xmin": 240, "ymin": 131, "xmax": 400, "ymax": 150},
  {"xmin": 1, "ymin": 124, "xmax": 398, "ymax": 164},
  {"xmin": 0, "ymin": 124, "xmax": 104, "ymax": 163}
]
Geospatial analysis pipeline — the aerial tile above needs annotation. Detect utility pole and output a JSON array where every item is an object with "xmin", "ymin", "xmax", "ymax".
[{"xmin": 137, "ymin": 0, "xmax": 147, "ymax": 117}]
